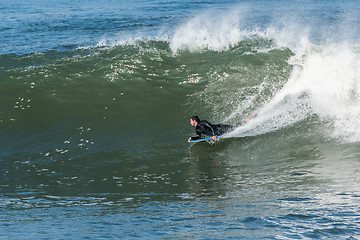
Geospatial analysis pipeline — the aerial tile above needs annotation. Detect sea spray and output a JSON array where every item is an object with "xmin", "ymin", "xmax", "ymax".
[
  {"xmin": 228, "ymin": 41, "xmax": 360, "ymax": 143},
  {"xmin": 298, "ymin": 42, "xmax": 360, "ymax": 142},
  {"xmin": 169, "ymin": 7, "xmax": 249, "ymax": 52}
]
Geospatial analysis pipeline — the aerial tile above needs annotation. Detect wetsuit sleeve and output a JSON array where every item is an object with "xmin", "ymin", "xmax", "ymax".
[
  {"xmin": 190, "ymin": 121, "xmax": 216, "ymax": 140},
  {"xmin": 190, "ymin": 127, "xmax": 202, "ymax": 141}
]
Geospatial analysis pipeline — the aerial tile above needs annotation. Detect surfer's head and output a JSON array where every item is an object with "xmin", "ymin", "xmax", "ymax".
[{"xmin": 190, "ymin": 116, "xmax": 200, "ymax": 126}]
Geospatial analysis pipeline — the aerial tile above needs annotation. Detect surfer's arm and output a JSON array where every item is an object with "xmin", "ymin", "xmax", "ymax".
[
  {"xmin": 188, "ymin": 134, "xmax": 201, "ymax": 142},
  {"xmin": 188, "ymin": 129, "xmax": 202, "ymax": 142}
]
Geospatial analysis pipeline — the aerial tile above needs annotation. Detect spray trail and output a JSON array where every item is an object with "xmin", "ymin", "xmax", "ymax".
[{"xmin": 228, "ymin": 41, "xmax": 360, "ymax": 143}]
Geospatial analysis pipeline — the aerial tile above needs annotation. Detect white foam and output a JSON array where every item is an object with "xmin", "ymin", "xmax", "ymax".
[
  {"xmin": 169, "ymin": 7, "xmax": 250, "ymax": 52},
  {"xmin": 228, "ymin": 41, "xmax": 360, "ymax": 143}
]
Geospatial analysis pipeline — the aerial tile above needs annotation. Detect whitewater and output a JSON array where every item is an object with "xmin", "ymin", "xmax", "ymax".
[{"xmin": 167, "ymin": 4, "xmax": 360, "ymax": 143}]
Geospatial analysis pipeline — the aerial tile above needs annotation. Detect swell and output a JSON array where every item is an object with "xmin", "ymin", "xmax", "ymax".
[
  {"xmin": 0, "ymin": 45, "xmax": 176, "ymax": 155},
  {"xmin": 2, "ymin": 33, "xmax": 360, "ymax": 163},
  {"xmin": 0, "ymin": 39, "xmax": 292, "ymax": 157}
]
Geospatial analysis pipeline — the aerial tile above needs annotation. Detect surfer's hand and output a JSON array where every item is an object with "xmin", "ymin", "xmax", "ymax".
[
  {"xmin": 188, "ymin": 137, "xmax": 192, "ymax": 142},
  {"xmin": 211, "ymin": 136, "xmax": 217, "ymax": 140}
]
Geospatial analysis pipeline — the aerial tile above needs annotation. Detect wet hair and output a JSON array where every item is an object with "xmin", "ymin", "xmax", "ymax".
[{"xmin": 190, "ymin": 116, "xmax": 200, "ymax": 122}]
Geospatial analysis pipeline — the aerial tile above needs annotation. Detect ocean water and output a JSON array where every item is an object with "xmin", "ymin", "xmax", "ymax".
[{"xmin": 1, "ymin": 0, "xmax": 360, "ymax": 239}]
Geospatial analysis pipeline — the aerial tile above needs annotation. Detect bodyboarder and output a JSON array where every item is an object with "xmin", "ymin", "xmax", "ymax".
[{"xmin": 187, "ymin": 116, "xmax": 238, "ymax": 142}]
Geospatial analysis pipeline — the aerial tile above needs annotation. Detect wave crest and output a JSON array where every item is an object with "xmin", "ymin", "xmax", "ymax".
[{"xmin": 169, "ymin": 8, "xmax": 249, "ymax": 52}]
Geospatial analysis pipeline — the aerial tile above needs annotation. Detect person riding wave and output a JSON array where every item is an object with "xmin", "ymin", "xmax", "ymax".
[{"xmin": 187, "ymin": 116, "xmax": 241, "ymax": 142}]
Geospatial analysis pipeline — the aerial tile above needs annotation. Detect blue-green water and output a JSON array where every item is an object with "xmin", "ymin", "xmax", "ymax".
[{"xmin": 2, "ymin": 0, "xmax": 360, "ymax": 239}]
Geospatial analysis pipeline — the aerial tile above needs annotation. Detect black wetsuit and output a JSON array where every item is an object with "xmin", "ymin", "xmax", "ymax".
[{"xmin": 190, "ymin": 120, "xmax": 233, "ymax": 141}]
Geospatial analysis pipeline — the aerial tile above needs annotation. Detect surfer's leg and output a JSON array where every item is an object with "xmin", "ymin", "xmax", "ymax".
[
  {"xmin": 216, "ymin": 124, "xmax": 233, "ymax": 135},
  {"xmin": 235, "ymin": 121, "xmax": 245, "ymax": 127}
]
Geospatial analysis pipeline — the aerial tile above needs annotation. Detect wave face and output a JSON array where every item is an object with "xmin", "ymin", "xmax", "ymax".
[
  {"xmin": 2, "ymin": 0, "xmax": 360, "ymax": 239},
  {"xmin": 166, "ymin": 3, "xmax": 360, "ymax": 143}
]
